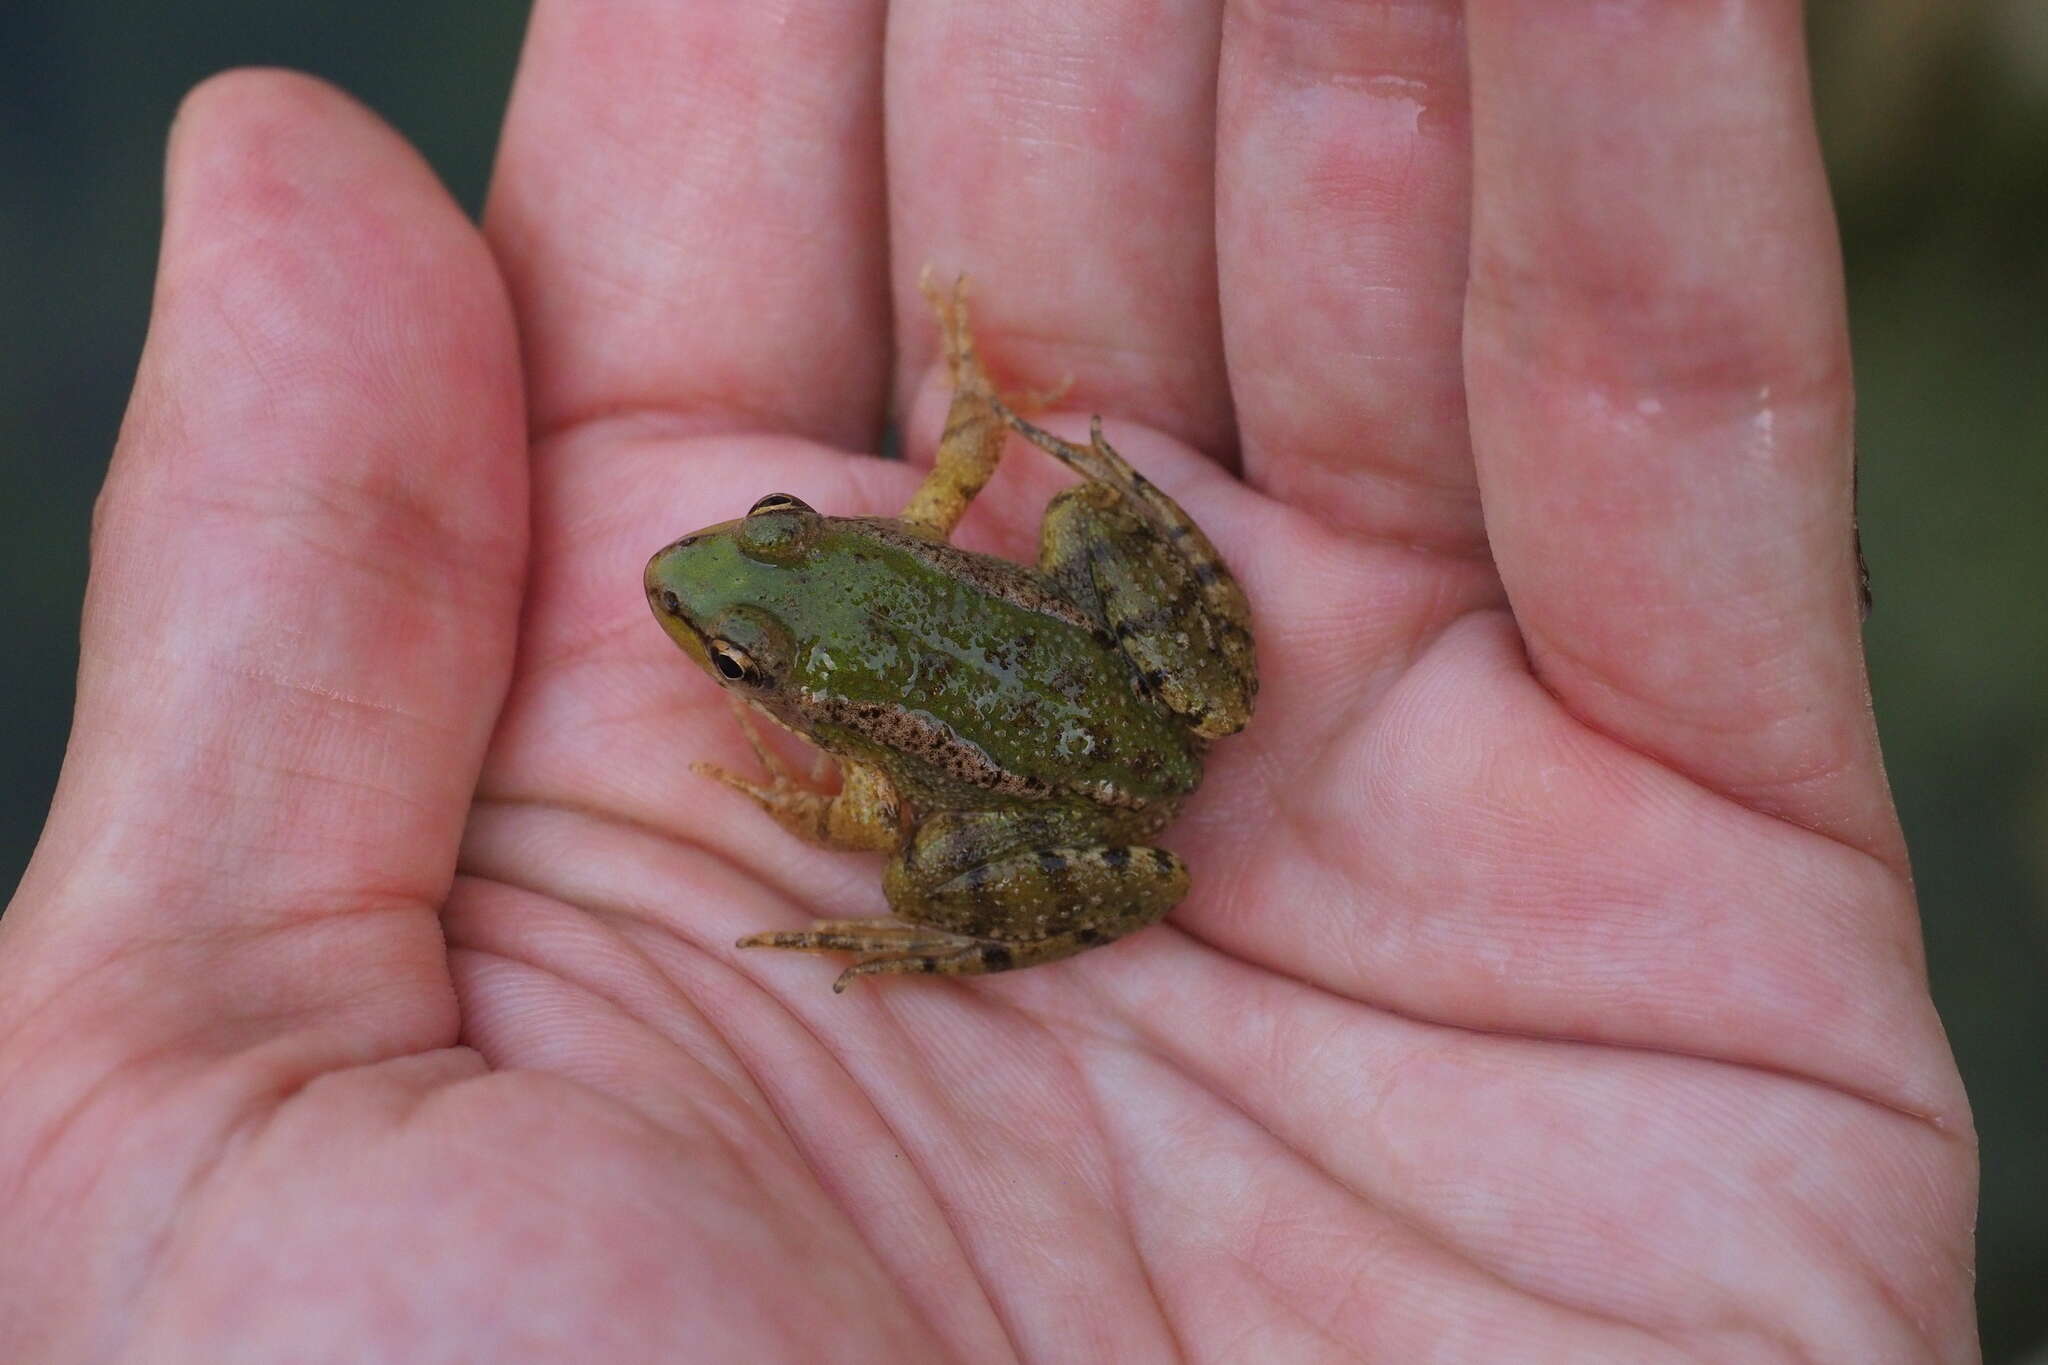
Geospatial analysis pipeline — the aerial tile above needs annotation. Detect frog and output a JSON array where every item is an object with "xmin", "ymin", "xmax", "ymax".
[{"xmin": 644, "ymin": 273, "xmax": 1256, "ymax": 992}]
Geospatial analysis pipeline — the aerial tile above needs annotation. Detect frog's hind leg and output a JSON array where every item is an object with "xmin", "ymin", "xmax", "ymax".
[
  {"xmin": 737, "ymin": 922, "xmax": 961, "ymax": 957},
  {"xmin": 856, "ymin": 810, "xmax": 1190, "ymax": 987},
  {"xmin": 830, "ymin": 894, "xmax": 1174, "ymax": 993},
  {"xmin": 899, "ymin": 269, "xmax": 1067, "ymax": 537},
  {"xmin": 1033, "ymin": 453, "xmax": 1258, "ymax": 738},
  {"xmin": 736, "ymin": 921, "xmax": 983, "ymax": 994},
  {"xmin": 740, "ymin": 809, "xmax": 1192, "ymax": 993},
  {"xmin": 898, "ymin": 271, "xmax": 1007, "ymax": 536}
]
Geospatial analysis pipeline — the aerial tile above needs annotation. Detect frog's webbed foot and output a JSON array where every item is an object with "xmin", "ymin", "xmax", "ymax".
[
  {"xmin": 899, "ymin": 268, "xmax": 1066, "ymax": 538},
  {"xmin": 694, "ymin": 698, "xmax": 903, "ymax": 853}
]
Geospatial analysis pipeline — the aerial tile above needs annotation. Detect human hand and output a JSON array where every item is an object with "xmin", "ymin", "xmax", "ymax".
[{"xmin": 0, "ymin": 2, "xmax": 1975, "ymax": 1360}]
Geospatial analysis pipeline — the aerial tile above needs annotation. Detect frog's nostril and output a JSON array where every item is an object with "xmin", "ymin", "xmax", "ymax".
[{"xmin": 659, "ymin": 589, "xmax": 682, "ymax": 615}]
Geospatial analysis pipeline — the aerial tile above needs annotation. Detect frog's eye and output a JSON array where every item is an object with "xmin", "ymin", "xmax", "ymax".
[
  {"xmin": 705, "ymin": 605, "xmax": 793, "ymax": 687},
  {"xmin": 737, "ymin": 496, "xmax": 821, "ymax": 564},
  {"xmin": 706, "ymin": 640, "xmax": 764, "ymax": 686}
]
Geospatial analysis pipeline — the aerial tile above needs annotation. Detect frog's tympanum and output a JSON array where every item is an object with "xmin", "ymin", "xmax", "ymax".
[{"xmin": 645, "ymin": 275, "xmax": 1256, "ymax": 991}]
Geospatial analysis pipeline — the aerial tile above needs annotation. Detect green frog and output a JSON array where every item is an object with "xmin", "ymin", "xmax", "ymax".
[{"xmin": 644, "ymin": 275, "xmax": 1256, "ymax": 992}]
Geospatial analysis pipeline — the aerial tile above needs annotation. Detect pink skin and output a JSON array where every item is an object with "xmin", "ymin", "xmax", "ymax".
[{"xmin": 0, "ymin": 1, "xmax": 1975, "ymax": 1360}]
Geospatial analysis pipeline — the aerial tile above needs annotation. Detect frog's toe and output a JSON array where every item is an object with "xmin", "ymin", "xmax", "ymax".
[
  {"xmin": 738, "ymin": 925, "xmax": 956, "ymax": 953},
  {"xmin": 832, "ymin": 945, "xmax": 986, "ymax": 993},
  {"xmin": 692, "ymin": 759, "xmax": 827, "ymax": 831},
  {"xmin": 721, "ymin": 695, "xmax": 813, "ymax": 787},
  {"xmin": 831, "ymin": 930, "xmax": 1114, "ymax": 991}
]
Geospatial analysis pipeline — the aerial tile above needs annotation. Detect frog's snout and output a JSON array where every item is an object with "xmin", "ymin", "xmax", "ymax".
[
  {"xmin": 645, "ymin": 539, "xmax": 717, "ymax": 672},
  {"xmin": 649, "ymin": 534, "xmax": 700, "ymax": 570},
  {"xmin": 644, "ymin": 536, "xmax": 700, "ymax": 611}
]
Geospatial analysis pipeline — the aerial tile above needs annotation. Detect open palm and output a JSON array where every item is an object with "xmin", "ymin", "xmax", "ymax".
[{"xmin": 0, "ymin": 4, "xmax": 1976, "ymax": 1361}]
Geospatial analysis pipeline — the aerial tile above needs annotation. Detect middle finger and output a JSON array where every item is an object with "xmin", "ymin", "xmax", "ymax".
[{"xmin": 887, "ymin": 0, "xmax": 1232, "ymax": 458}]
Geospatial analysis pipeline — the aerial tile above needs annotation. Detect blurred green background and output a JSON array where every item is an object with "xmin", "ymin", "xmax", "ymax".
[{"xmin": 2, "ymin": 2, "xmax": 2041, "ymax": 1356}]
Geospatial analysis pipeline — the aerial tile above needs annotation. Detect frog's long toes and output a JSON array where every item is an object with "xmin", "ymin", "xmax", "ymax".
[
  {"xmin": 833, "ymin": 955, "xmax": 943, "ymax": 993},
  {"xmin": 725, "ymin": 696, "xmax": 802, "ymax": 782},
  {"xmin": 690, "ymin": 760, "xmax": 777, "ymax": 803},
  {"xmin": 833, "ymin": 945, "xmax": 992, "ymax": 991},
  {"xmin": 740, "ymin": 925, "xmax": 959, "ymax": 956}
]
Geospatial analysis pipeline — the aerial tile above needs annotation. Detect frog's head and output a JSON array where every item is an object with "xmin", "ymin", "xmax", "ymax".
[{"xmin": 644, "ymin": 493, "xmax": 825, "ymax": 694}]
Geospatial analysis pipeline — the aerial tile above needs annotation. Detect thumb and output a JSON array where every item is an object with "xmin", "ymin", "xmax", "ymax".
[{"xmin": 2, "ymin": 70, "xmax": 525, "ymax": 1077}]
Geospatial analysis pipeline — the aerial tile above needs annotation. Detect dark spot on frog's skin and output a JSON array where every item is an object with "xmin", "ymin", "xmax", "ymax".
[
  {"xmin": 961, "ymin": 864, "xmax": 993, "ymax": 894},
  {"xmin": 1102, "ymin": 847, "xmax": 1131, "ymax": 872},
  {"xmin": 1191, "ymin": 561, "xmax": 1223, "ymax": 587},
  {"xmin": 1166, "ymin": 522, "xmax": 1193, "ymax": 541},
  {"xmin": 1036, "ymin": 850, "xmax": 1068, "ymax": 878},
  {"xmin": 1072, "ymin": 927, "xmax": 1107, "ymax": 947},
  {"xmin": 1149, "ymin": 848, "xmax": 1177, "ymax": 873},
  {"xmin": 981, "ymin": 944, "xmax": 1015, "ymax": 971}
]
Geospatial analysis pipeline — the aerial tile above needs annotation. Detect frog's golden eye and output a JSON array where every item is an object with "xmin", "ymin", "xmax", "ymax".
[
  {"xmin": 706, "ymin": 641, "xmax": 761, "ymax": 685},
  {"xmin": 737, "ymin": 496, "xmax": 821, "ymax": 563},
  {"xmin": 705, "ymin": 606, "xmax": 792, "ymax": 686}
]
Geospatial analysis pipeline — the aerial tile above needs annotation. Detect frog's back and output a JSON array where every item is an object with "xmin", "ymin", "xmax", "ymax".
[{"xmin": 800, "ymin": 518, "xmax": 1202, "ymax": 811}]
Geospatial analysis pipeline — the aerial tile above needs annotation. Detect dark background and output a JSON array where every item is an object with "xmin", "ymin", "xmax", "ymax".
[{"xmin": 3, "ymin": 2, "xmax": 2042, "ymax": 1356}]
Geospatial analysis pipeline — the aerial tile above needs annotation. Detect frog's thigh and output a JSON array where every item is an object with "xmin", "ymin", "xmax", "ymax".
[
  {"xmin": 1039, "ymin": 484, "xmax": 1252, "ymax": 737},
  {"xmin": 884, "ymin": 810, "xmax": 1189, "ymax": 947},
  {"xmin": 842, "ymin": 839, "xmax": 1185, "ymax": 989}
]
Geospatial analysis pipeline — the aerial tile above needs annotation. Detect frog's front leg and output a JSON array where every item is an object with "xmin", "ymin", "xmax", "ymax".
[{"xmin": 693, "ymin": 699, "xmax": 905, "ymax": 853}]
